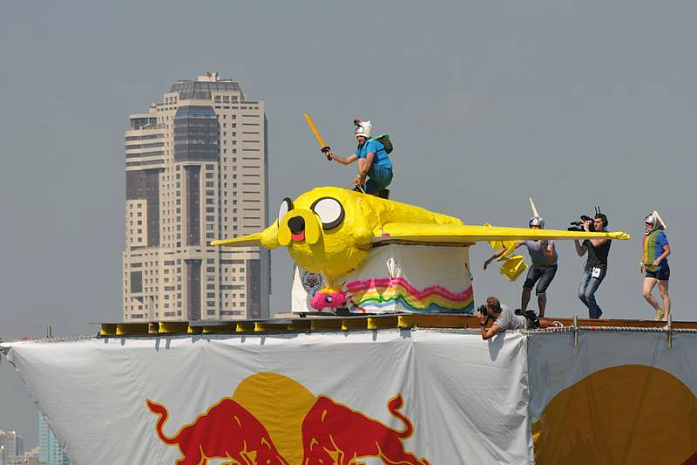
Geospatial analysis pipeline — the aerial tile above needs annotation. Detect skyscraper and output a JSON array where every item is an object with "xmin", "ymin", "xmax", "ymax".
[
  {"xmin": 123, "ymin": 73, "xmax": 270, "ymax": 321},
  {"xmin": 0, "ymin": 430, "xmax": 23, "ymax": 464},
  {"xmin": 38, "ymin": 414, "xmax": 69, "ymax": 465}
]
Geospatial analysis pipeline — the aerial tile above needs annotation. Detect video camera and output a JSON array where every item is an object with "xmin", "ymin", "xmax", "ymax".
[{"xmin": 568, "ymin": 207, "xmax": 603, "ymax": 232}]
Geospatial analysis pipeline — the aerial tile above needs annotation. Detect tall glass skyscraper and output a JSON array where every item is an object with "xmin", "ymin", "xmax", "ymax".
[
  {"xmin": 38, "ymin": 414, "xmax": 69, "ymax": 465},
  {"xmin": 122, "ymin": 72, "xmax": 270, "ymax": 321}
]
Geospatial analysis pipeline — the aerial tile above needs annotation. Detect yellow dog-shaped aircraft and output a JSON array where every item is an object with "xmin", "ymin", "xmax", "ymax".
[{"xmin": 213, "ymin": 187, "xmax": 629, "ymax": 311}]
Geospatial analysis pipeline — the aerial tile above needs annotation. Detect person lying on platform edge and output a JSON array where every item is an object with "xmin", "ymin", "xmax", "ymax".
[
  {"xmin": 478, "ymin": 296, "xmax": 561, "ymax": 340},
  {"xmin": 324, "ymin": 119, "xmax": 393, "ymax": 199}
]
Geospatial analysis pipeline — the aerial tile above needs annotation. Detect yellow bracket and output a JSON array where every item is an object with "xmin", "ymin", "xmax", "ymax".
[
  {"xmin": 398, "ymin": 314, "xmax": 470, "ymax": 329},
  {"xmin": 342, "ymin": 318, "xmax": 368, "ymax": 331},
  {"xmin": 159, "ymin": 322, "xmax": 190, "ymax": 334},
  {"xmin": 311, "ymin": 319, "xmax": 343, "ymax": 331},
  {"xmin": 367, "ymin": 316, "xmax": 399, "ymax": 329}
]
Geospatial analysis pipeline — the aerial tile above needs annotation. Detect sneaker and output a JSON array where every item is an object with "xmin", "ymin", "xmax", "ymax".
[
  {"xmin": 655, "ymin": 307, "xmax": 665, "ymax": 321},
  {"xmin": 553, "ymin": 321, "xmax": 563, "ymax": 328}
]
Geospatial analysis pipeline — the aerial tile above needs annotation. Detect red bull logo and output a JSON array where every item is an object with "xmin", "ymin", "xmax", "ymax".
[
  {"xmin": 301, "ymin": 394, "xmax": 430, "ymax": 465},
  {"xmin": 146, "ymin": 373, "xmax": 431, "ymax": 465},
  {"xmin": 146, "ymin": 398, "xmax": 289, "ymax": 465}
]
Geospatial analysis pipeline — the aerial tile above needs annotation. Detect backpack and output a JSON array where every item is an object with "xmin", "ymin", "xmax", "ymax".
[
  {"xmin": 523, "ymin": 310, "xmax": 540, "ymax": 329},
  {"xmin": 372, "ymin": 133, "xmax": 394, "ymax": 154}
]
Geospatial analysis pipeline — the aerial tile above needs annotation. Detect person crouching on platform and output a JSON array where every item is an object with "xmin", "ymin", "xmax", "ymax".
[
  {"xmin": 478, "ymin": 296, "xmax": 561, "ymax": 340},
  {"xmin": 483, "ymin": 216, "xmax": 558, "ymax": 317},
  {"xmin": 324, "ymin": 119, "xmax": 393, "ymax": 198},
  {"xmin": 640, "ymin": 213, "xmax": 671, "ymax": 321}
]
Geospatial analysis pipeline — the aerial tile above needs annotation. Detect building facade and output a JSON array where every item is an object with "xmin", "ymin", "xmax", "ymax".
[
  {"xmin": 122, "ymin": 73, "xmax": 270, "ymax": 321},
  {"xmin": 38, "ymin": 415, "xmax": 69, "ymax": 465},
  {"xmin": 0, "ymin": 430, "xmax": 23, "ymax": 465}
]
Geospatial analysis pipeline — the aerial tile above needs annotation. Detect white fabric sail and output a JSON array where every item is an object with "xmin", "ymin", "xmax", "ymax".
[{"xmin": 3, "ymin": 328, "xmax": 697, "ymax": 464}]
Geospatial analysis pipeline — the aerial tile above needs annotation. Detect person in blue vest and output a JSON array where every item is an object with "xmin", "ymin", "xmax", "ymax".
[
  {"xmin": 640, "ymin": 213, "xmax": 671, "ymax": 321},
  {"xmin": 324, "ymin": 119, "xmax": 393, "ymax": 198}
]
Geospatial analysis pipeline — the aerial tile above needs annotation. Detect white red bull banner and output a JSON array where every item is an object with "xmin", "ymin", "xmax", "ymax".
[
  {"xmin": 2, "ymin": 330, "xmax": 530, "ymax": 465},
  {"xmin": 4, "ymin": 329, "xmax": 697, "ymax": 464}
]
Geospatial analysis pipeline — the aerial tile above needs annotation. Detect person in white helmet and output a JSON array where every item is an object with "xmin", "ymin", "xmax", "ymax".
[
  {"xmin": 324, "ymin": 119, "xmax": 393, "ymax": 197},
  {"xmin": 640, "ymin": 213, "xmax": 671, "ymax": 320},
  {"xmin": 483, "ymin": 216, "xmax": 558, "ymax": 317}
]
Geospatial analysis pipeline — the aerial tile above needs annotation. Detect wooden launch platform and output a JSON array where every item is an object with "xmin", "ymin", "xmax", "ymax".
[{"xmin": 98, "ymin": 314, "xmax": 697, "ymax": 337}]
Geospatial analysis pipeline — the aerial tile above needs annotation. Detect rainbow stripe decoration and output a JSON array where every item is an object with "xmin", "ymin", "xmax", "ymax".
[{"xmin": 346, "ymin": 277, "xmax": 474, "ymax": 314}]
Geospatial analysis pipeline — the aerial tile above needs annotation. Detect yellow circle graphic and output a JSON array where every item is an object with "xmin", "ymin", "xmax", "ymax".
[
  {"xmin": 533, "ymin": 365, "xmax": 697, "ymax": 464},
  {"xmin": 233, "ymin": 373, "xmax": 317, "ymax": 464}
]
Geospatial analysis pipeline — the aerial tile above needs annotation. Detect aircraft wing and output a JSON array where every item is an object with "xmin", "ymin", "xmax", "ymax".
[
  {"xmin": 375, "ymin": 223, "xmax": 630, "ymax": 244},
  {"xmin": 211, "ymin": 232, "xmax": 264, "ymax": 247}
]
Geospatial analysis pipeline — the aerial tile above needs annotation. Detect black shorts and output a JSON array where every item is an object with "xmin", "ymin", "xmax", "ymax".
[
  {"xmin": 645, "ymin": 266, "xmax": 670, "ymax": 281},
  {"xmin": 523, "ymin": 264, "xmax": 558, "ymax": 294}
]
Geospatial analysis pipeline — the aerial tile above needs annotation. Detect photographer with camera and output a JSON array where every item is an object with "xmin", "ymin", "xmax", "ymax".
[
  {"xmin": 574, "ymin": 213, "xmax": 611, "ymax": 319},
  {"xmin": 483, "ymin": 216, "xmax": 557, "ymax": 317},
  {"xmin": 478, "ymin": 296, "xmax": 561, "ymax": 340}
]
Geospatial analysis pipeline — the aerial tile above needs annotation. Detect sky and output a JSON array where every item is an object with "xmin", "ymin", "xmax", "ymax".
[{"xmin": 1, "ymin": 0, "xmax": 696, "ymax": 449}]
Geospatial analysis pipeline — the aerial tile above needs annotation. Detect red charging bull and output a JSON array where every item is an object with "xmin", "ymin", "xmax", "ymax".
[
  {"xmin": 301, "ymin": 394, "xmax": 430, "ymax": 465},
  {"xmin": 147, "ymin": 398, "xmax": 289, "ymax": 465}
]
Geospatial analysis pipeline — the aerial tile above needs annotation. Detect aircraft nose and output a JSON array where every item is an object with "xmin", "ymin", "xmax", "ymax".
[{"xmin": 288, "ymin": 216, "xmax": 305, "ymax": 234}]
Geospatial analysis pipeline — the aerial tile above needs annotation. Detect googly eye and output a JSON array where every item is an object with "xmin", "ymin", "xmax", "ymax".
[
  {"xmin": 310, "ymin": 197, "xmax": 345, "ymax": 230},
  {"xmin": 278, "ymin": 197, "xmax": 293, "ymax": 225}
]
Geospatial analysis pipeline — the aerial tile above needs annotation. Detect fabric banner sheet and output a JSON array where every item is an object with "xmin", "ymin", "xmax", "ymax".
[
  {"xmin": 3, "ymin": 330, "xmax": 530, "ymax": 465},
  {"xmin": 527, "ymin": 331, "xmax": 697, "ymax": 465}
]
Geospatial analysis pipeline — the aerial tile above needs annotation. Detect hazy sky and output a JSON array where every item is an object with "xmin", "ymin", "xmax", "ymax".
[{"xmin": 1, "ymin": 0, "xmax": 696, "ymax": 448}]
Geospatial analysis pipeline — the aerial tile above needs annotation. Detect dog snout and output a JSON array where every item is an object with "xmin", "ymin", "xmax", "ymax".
[{"xmin": 288, "ymin": 216, "xmax": 305, "ymax": 234}]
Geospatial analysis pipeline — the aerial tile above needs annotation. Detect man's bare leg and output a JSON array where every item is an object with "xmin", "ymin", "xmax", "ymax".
[
  {"xmin": 356, "ymin": 158, "xmax": 368, "ymax": 181},
  {"xmin": 658, "ymin": 280, "xmax": 671, "ymax": 319},
  {"xmin": 642, "ymin": 277, "xmax": 663, "ymax": 319},
  {"xmin": 521, "ymin": 288, "xmax": 531, "ymax": 312},
  {"xmin": 537, "ymin": 293, "xmax": 547, "ymax": 318},
  {"xmin": 539, "ymin": 319, "xmax": 562, "ymax": 329}
]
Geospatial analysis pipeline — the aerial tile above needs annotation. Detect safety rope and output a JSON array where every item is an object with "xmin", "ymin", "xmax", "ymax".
[{"xmin": 530, "ymin": 325, "xmax": 697, "ymax": 334}]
